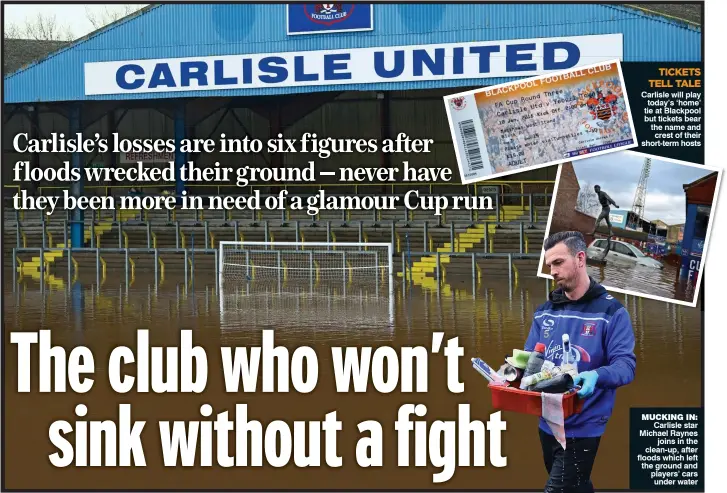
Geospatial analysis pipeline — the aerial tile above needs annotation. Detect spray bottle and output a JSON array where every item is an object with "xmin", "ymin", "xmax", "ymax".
[{"xmin": 561, "ymin": 333, "xmax": 578, "ymax": 375}]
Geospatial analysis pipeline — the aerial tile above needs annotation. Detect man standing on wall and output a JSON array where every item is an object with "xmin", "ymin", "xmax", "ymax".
[
  {"xmin": 589, "ymin": 185, "xmax": 619, "ymax": 236},
  {"xmin": 525, "ymin": 231, "xmax": 636, "ymax": 493}
]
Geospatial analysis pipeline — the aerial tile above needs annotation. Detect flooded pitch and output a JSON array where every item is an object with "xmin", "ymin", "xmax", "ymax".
[
  {"xmin": 587, "ymin": 261, "xmax": 697, "ymax": 303},
  {"xmin": 4, "ymin": 273, "xmax": 702, "ymax": 490}
]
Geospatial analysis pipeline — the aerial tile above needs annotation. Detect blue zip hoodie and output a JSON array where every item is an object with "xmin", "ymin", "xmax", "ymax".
[{"xmin": 525, "ymin": 277, "xmax": 636, "ymax": 438}]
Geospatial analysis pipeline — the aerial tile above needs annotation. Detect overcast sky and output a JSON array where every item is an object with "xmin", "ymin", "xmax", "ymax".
[
  {"xmin": 4, "ymin": 4, "xmax": 146, "ymax": 39},
  {"xmin": 571, "ymin": 153, "xmax": 713, "ymax": 225}
]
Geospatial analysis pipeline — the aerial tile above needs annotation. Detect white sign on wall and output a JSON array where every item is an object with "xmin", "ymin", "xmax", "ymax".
[
  {"xmin": 84, "ymin": 34, "xmax": 623, "ymax": 96},
  {"xmin": 609, "ymin": 211, "xmax": 628, "ymax": 227}
]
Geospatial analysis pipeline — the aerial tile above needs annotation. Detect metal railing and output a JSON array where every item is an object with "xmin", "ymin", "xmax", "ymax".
[
  {"xmin": 399, "ymin": 251, "xmax": 541, "ymax": 287},
  {"xmin": 11, "ymin": 245, "xmax": 543, "ymax": 294},
  {"xmin": 12, "ymin": 246, "xmax": 217, "ymax": 293},
  {"xmin": 12, "ymin": 248, "xmax": 540, "ymax": 291},
  {"xmin": 8, "ymin": 214, "xmax": 546, "ymax": 258}
]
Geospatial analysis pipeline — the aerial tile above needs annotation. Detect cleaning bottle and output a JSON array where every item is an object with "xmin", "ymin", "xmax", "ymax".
[
  {"xmin": 561, "ymin": 334, "xmax": 578, "ymax": 375},
  {"xmin": 562, "ymin": 334, "xmax": 571, "ymax": 365},
  {"xmin": 520, "ymin": 367, "xmax": 559, "ymax": 388},
  {"xmin": 519, "ymin": 343, "xmax": 546, "ymax": 389}
]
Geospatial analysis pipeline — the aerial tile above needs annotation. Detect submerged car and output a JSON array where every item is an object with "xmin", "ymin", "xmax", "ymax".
[{"xmin": 586, "ymin": 239, "xmax": 664, "ymax": 269}]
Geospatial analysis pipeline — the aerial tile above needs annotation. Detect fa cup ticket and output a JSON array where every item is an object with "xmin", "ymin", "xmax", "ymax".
[{"xmin": 444, "ymin": 60, "xmax": 638, "ymax": 183}]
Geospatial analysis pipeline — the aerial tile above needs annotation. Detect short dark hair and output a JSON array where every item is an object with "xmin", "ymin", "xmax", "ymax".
[{"xmin": 544, "ymin": 231, "xmax": 587, "ymax": 257}]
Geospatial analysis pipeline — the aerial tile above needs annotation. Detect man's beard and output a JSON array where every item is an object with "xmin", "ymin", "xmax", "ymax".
[
  {"xmin": 561, "ymin": 280, "xmax": 576, "ymax": 292},
  {"xmin": 556, "ymin": 276, "xmax": 577, "ymax": 292}
]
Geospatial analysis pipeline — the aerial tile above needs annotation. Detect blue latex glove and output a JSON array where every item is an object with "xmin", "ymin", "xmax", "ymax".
[{"xmin": 573, "ymin": 370, "xmax": 599, "ymax": 398}]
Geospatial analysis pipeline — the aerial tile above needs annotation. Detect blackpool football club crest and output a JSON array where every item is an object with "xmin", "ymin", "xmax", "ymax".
[
  {"xmin": 577, "ymin": 82, "xmax": 627, "ymax": 134},
  {"xmin": 587, "ymin": 89, "xmax": 618, "ymax": 127},
  {"xmin": 595, "ymin": 103, "xmax": 613, "ymax": 121}
]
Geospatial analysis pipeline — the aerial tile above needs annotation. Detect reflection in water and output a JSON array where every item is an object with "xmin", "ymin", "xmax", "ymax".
[
  {"xmin": 219, "ymin": 279, "xmax": 396, "ymax": 332},
  {"xmin": 4, "ymin": 274, "xmax": 702, "ymax": 490},
  {"xmin": 588, "ymin": 261, "xmax": 696, "ymax": 302}
]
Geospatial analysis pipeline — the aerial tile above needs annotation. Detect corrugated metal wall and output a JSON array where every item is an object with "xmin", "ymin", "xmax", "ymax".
[{"xmin": 5, "ymin": 3, "xmax": 700, "ymax": 103}]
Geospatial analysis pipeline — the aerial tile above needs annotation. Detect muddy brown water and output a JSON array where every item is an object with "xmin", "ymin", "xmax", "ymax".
[
  {"xmin": 587, "ymin": 261, "xmax": 697, "ymax": 304},
  {"xmin": 4, "ymin": 273, "xmax": 702, "ymax": 490}
]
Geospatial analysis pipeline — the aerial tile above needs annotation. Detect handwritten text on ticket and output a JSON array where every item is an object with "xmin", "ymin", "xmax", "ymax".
[{"xmin": 444, "ymin": 60, "xmax": 638, "ymax": 183}]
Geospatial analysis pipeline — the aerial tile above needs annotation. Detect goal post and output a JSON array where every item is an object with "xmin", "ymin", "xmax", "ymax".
[
  {"xmin": 218, "ymin": 241, "xmax": 394, "ymax": 290},
  {"xmin": 218, "ymin": 241, "xmax": 396, "ymax": 330}
]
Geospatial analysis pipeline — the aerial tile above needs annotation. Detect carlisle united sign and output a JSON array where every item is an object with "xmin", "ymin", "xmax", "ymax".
[
  {"xmin": 83, "ymin": 34, "xmax": 623, "ymax": 96},
  {"xmin": 287, "ymin": 4, "xmax": 374, "ymax": 35}
]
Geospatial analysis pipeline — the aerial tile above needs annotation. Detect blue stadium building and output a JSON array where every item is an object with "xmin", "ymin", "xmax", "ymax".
[{"xmin": 3, "ymin": 3, "xmax": 701, "ymax": 274}]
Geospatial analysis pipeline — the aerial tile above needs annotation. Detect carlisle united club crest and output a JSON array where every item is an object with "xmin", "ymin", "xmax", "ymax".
[
  {"xmin": 305, "ymin": 4, "xmax": 354, "ymax": 25},
  {"xmin": 694, "ymin": 240, "xmax": 704, "ymax": 256},
  {"xmin": 450, "ymin": 97, "xmax": 467, "ymax": 111},
  {"xmin": 581, "ymin": 323, "xmax": 597, "ymax": 337}
]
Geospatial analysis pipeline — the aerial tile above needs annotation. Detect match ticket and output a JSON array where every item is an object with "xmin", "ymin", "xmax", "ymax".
[{"xmin": 444, "ymin": 60, "xmax": 638, "ymax": 183}]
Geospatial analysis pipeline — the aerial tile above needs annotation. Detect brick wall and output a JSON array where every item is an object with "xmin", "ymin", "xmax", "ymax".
[
  {"xmin": 547, "ymin": 162, "xmax": 596, "ymax": 245},
  {"xmin": 549, "ymin": 162, "xmax": 579, "ymax": 233}
]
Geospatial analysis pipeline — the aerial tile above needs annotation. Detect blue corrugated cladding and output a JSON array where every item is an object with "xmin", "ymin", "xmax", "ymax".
[{"xmin": 4, "ymin": 3, "xmax": 701, "ymax": 103}]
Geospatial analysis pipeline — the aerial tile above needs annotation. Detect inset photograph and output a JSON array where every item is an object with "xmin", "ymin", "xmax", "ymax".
[
  {"xmin": 538, "ymin": 151, "xmax": 720, "ymax": 307},
  {"xmin": 444, "ymin": 59, "xmax": 637, "ymax": 184}
]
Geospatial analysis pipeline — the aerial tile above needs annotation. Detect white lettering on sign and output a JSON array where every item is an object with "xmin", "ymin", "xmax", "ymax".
[
  {"xmin": 609, "ymin": 213, "xmax": 626, "ymax": 225},
  {"xmin": 84, "ymin": 34, "xmax": 623, "ymax": 96}
]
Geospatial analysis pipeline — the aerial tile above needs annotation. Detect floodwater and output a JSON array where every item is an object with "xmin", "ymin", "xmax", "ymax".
[
  {"xmin": 587, "ymin": 261, "xmax": 697, "ymax": 304},
  {"xmin": 4, "ymin": 273, "xmax": 702, "ymax": 490}
]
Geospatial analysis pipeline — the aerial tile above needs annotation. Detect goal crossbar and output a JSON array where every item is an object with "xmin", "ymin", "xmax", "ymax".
[{"xmin": 218, "ymin": 241, "xmax": 394, "ymax": 287}]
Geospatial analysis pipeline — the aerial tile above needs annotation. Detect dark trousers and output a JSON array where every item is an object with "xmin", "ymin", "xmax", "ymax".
[
  {"xmin": 539, "ymin": 429, "xmax": 601, "ymax": 493},
  {"xmin": 593, "ymin": 207, "xmax": 612, "ymax": 233}
]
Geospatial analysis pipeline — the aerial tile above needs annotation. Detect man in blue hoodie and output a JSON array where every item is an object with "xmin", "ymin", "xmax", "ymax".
[{"xmin": 526, "ymin": 231, "xmax": 636, "ymax": 493}]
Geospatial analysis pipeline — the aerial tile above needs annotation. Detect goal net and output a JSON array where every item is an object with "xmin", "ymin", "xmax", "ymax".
[{"xmin": 218, "ymin": 241, "xmax": 395, "ymax": 330}]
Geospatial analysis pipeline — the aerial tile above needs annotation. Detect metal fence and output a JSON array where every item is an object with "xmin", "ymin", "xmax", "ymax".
[
  {"xmin": 10, "ymin": 212, "xmax": 545, "ymax": 269},
  {"xmin": 8, "ymin": 190, "xmax": 552, "ymax": 292},
  {"xmin": 11, "ymin": 246, "xmax": 542, "ymax": 294},
  {"xmin": 6, "ymin": 192, "xmax": 552, "ymax": 255}
]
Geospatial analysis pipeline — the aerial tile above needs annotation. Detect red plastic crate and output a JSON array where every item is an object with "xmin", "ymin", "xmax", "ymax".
[{"xmin": 488, "ymin": 382, "xmax": 584, "ymax": 418}]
